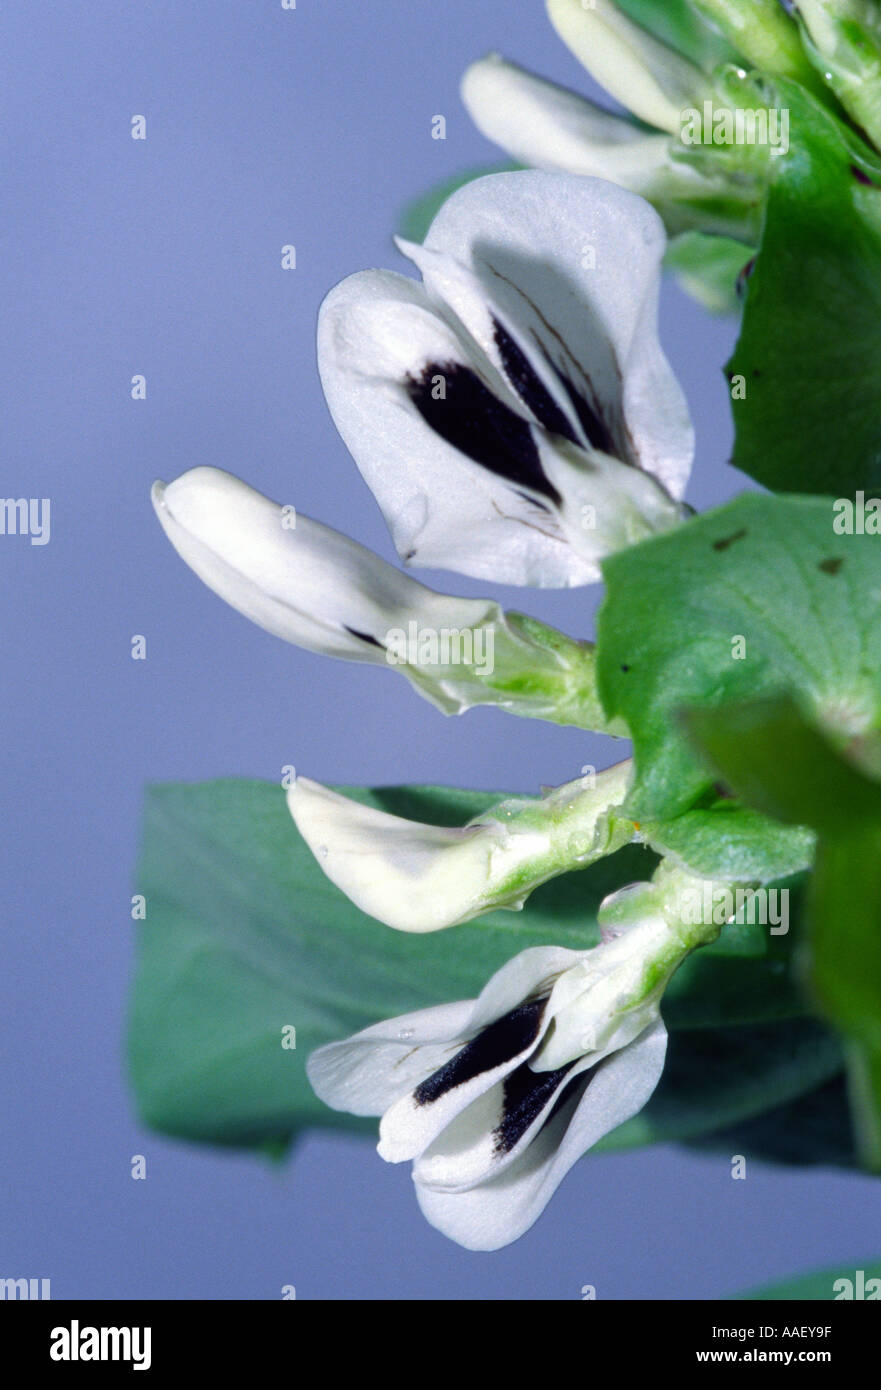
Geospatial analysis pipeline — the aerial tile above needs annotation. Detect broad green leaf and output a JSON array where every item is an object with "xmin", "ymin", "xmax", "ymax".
[
  {"xmin": 398, "ymin": 163, "xmax": 519, "ymax": 243},
  {"xmin": 664, "ymin": 231, "xmax": 752, "ymax": 314},
  {"xmin": 731, "ymin": 1258, "xmax": 881, "ymax": 1301},
  {"xmin": 128, "ymin": 779, "xmax": 828, "ymax": 1152},
  {"xmin": 727, "ymin": 81, "xmax": 881, "ymax": 495},
  {"xmin": 597, "ymin": 493, "xmax": 881, "ymax": 823}
]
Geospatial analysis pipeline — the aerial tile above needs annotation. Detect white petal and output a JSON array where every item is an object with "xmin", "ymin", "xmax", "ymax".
[
  {"xmin": 308, "ymin": 944, "xmax": 579, "ymax": 1127},
  {"xmin": 317, "ymin": 268, "xmax": 597, "ymax": 588},
  {"xmin": 379, "ymin": 946, "xmax": 582, "ymax": 1162},
  {"xmin": 421, "ymin": 170, "xmax": 693, "ymax": 501},
  {"xmin": 287, "ymin": 765, "xmax": 632, "ymax": 932},
  {"xmin": 306, "ymin": 1001, "xmax": 474, "ymax": 1117},
  {"xmin": 154, "ymin": 466, "xmax": 521, "ymax": 709},
  {"xmin": 547, "ymin": 0, "xmax": 711, "ymax": 135},
  {"xmin": 415, "ymin": 1018, "xmax": 667, "ymax": 1250},
  {"xmin": 462, "ymin": 54, "xmax": 672, "ymax": 186},
  {"xmin": 153, "ymin": 467, "xmax": 431, "ymax": 661}
]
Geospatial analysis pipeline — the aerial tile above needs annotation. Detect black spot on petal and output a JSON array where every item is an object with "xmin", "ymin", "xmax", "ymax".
[
  {"xmin": 343, "ymin": 626, "xmax": 384, "ymax": 649},
  {"xmin": 547, "ymin": 359, "xmax": 617, "ymax": 457},
  {"xmin": 493, "ymin": 1058, "xmax": 578, "ymax": 1155},
  {"xmin": 492, "ymin": 318, "xmax": 578, "ymax": 443},
  {"xmin": 413, "ymin": 997, "xmax": 547, "ymax": 1107},
  {"xmin": 405, "ymin": 361, "xmax": 561, "ymax": 505}
]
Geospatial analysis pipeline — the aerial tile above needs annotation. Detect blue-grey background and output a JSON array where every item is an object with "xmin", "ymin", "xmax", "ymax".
[{"xmin": 2, "ymin": 0, "xmax": 877, "ymax": 1300}]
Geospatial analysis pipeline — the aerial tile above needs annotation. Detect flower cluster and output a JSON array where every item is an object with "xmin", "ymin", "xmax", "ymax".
[
  {"xmin": 462, "ymin": 1, "xmax": 881, "ymax": 295},
  {"xmin": 154, "ymin": 168, "xmax": 745, "ymax": 1247}
]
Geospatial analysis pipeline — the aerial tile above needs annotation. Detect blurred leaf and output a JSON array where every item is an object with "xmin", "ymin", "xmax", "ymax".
[
  {"xmin": 604, "ymin": 1017, "xmax": 841, "ymax": 1152},
  {"xmin": 685, "ymin": 694, "xmax": 881, "ymax": 1168},
  {"xmin": 731, "ymin": 1257, "xmax": 881, "ymax": 1300},
  {"xmin": 689, "ymin": 1075, "xmax": 857, "ymax": 1169}
]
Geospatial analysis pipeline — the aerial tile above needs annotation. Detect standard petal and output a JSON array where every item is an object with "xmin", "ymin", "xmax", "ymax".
[
  {"xmin": 421, "ymin": 171, "xmax": 693, "ymax": 500},
  {"xmin": 461, "ymin": 54, "xmax": 672, "ymax": 186},
  {"xmin": 317, "ymin": 267, "xmax": 598, "ymax": 587},
  {"xmin": 546, "ymin": 0, "xmax": 711, "ymax": 135},
  {"xmin": 414, "ymin": 1018, "xmax": 668, "ymax": 1250}
]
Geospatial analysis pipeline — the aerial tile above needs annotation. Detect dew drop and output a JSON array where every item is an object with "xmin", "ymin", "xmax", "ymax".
[
  {"xmin": 398, "ymin": 1027, "xmax": 415, "ymax": 1040},
  {"xmin": 318, "ymin": 845, "xmax": 329, "ymax": 859}
]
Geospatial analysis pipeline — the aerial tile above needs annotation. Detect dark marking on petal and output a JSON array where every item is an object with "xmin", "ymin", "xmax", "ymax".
[
  {"xmin": 344, "ymin": 626, "xmax": 384, "ymax": 649},
  {"xmin": 547, "ymin": 357, "xmax": 617, "ymax": 457},
  {"xmin": 493, "ymin": 1058, "xmax": 577, "ymax": 1155},
  {"xmin": 478, "ymin": 261, "xmax": 620, "ymax": 457},
  {"xmin": 491, "ymin": 318, "xmax": 578, "ymax": 443},
  {"xmin": 819, "ymin": 556, "xmax": 844, "ymax": 575},
  {"xmin": 712, "ymin": 528, "xmax": 748, "ymax": 551},
  {"xmin": 413, "ymin": 996, "xmax": 547, "ymax": 1107},
  {"xmin": 405, "ymin": 361, "xmax": 561, "ymax": 505}
]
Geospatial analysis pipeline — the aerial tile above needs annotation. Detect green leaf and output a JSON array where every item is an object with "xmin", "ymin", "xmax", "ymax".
[
  {"xmin": 689, "ymin": 1075, "xmax": 857, "ymax": 1169},
  {"xmin": 597, "ymin": 492, "xmax": 881, "ymax": 823},
  {"xmin": 605, "ymin": 1018, "xmax": 841, "ymax": 1152},
  {"xmin": 731, "ymin": 1258, "xmax": 881, "ymax": 1301},
  {"xmin": 684, "ymin": 693, "xmax": 881, "ymax": 1168},
  {"xmin": 664, "ymin": 231, "xmax": 752, "ymax": 314},
  {"xmin": 398, "ymin": 164, "xmax": 519, "ymax": 243},
  {"xmin": 683, "ymin": 694, "xmax": 881, "ymax": 834},
  {"xmin": 639, "ymin": 799, "xmax": 814, "ymax": 882},
  {"xmin": 128, "ymin": 779, "xmax": 831, "ymax": 1153},
  {"xmin": 727, "ymin": 80, "xmax": 881, "ymax": 495}
]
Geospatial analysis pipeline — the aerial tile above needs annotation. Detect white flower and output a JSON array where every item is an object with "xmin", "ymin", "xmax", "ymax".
[
  {"xmin": 318, "ymin": 169, "xmax": 692, "ymax": 587},
  {"xmin": 307, "ymin": 874, "xmax": 717, "ymax": 1249},
  {"xmin": 461, "ymin": 3, "xmax": 770, "ymax": 241},
  {"xmin": 287, "ymin": 762, "xmax": 633, "ymax": 931},
  {"xmin": 152, "ymin": 465, "xmax": 618, "ymax": 726}
]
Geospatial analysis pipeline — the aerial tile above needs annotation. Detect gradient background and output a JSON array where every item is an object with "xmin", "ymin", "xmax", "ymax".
[{"xmin": 3, "ymin": 0, "xmax": 878, "ymax": 1300}]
